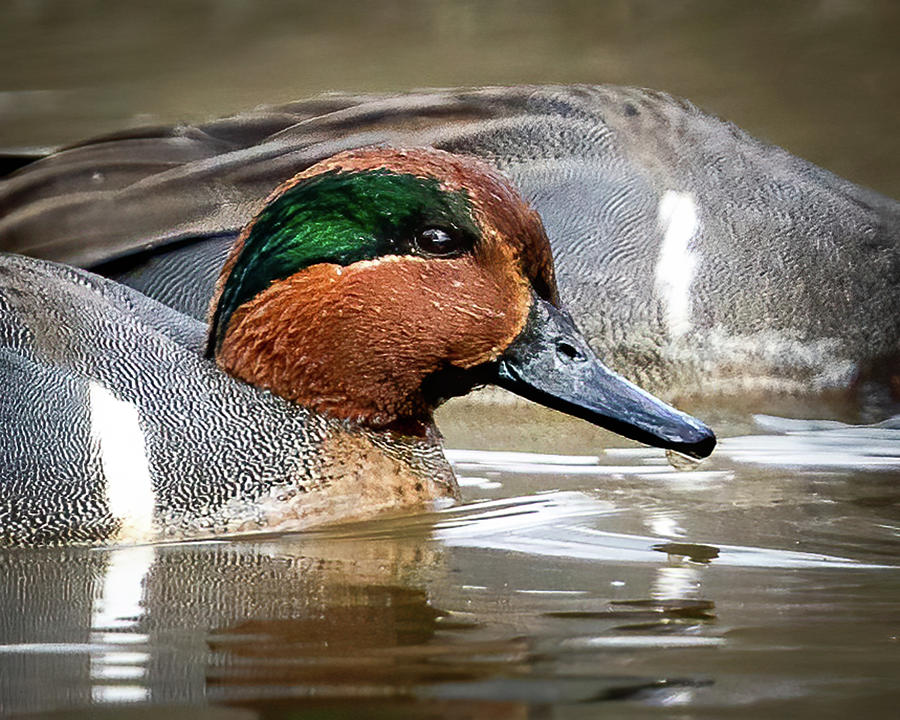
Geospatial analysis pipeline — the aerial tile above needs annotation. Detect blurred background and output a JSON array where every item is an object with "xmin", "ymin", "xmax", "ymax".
[{"xmin": 0, "ymin": 0, "xmax": 897, "ymax": 197}]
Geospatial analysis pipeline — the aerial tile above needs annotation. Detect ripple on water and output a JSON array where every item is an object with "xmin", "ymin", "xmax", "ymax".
[
  {"xmin": 432, "ymin": 490, "xmax": 891, "ymax": 570},
  {"xmin": 716, "ymin": 414, "xmax": 900, "ymax": 469}
]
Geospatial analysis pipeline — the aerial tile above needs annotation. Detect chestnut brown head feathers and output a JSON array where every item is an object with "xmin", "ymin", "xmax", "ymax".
[{"xmin": 209, "ymin": 148, "xmax": 554, "ymax": 429}]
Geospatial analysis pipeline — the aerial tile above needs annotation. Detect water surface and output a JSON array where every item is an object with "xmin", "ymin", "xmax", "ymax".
[{"xmin": 2, "ymin": 405, "xmax": 898, "ymax": 718}]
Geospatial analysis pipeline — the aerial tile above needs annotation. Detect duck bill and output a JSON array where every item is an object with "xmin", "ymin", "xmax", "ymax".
[{"xmin": 492, "ymin": 297, "xmax": 716, "ymax": 459}]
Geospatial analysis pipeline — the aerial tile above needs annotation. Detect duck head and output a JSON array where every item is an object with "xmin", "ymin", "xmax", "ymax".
[{"xmin": 206, "ymin": 147, "xmax": 715, "ymax": 458}]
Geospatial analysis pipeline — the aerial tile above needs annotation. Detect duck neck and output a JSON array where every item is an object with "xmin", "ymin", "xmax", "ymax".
[{"xmin": 281, "ymin": 414, "xmax": 460, "ymax": 530}]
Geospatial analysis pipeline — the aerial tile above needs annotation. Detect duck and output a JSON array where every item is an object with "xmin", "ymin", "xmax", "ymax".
[
  {"xmin": 0, "ymin": 146, "xmax": 715, "ymax": 547},
  {"xmin": 1, "ymin": 85, "xmax": 897, "ymax": 412}
]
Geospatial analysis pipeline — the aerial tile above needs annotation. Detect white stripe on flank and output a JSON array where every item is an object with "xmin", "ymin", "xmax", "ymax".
[
  {"xmin": 655, "ymin": 191, "xmax": 699, "ymax": 338},
  {"xmin": 89, "ymin": 382, "xmax": 155, "ymax": 538}
]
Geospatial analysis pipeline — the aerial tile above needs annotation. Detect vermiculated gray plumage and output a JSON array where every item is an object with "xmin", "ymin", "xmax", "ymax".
[{"xmin": 0, "ymin": 255, "xmax": 453, "ymax": 545}]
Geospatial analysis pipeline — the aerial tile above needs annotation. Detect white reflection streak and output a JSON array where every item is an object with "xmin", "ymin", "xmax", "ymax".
[
  {"xmin": 652, "ymin": 566, "xmax": 701, "ymax": 600},
  {"xmin": 563, "ymin": 636, "xmax": 723, "ymax": 649},
  {"xmin": 90, "ymin": 546, "xmax": 155, "ymax": 704},
  {"xmin": 648, "ymin": 513, "xmax": 686, "ymax": 539},
  {"xmin": 445, "ymin": 449, "xmax": 602, "ymax": 466},
  {"xmin": 456, "ymin": 476, "xmax": 503, "ymax": 489},
  {"xmin": 658, "ymin": 688, "xmax": 697, "ymax": 706}
]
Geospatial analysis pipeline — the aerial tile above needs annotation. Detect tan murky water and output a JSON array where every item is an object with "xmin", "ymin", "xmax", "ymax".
[
  {"xmin": 1, "ymin": 1, "xmax": 898, "ymax": 718},
  {"xmin": 2, "ymin": 404, "xmax": 897, "ymax": 718}
]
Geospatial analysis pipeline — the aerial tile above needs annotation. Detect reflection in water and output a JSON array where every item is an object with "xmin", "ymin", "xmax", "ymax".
[
  {"xmin": 0, "ymin": 417, "xmax": 897, "ymax": 716},
  {"xmin": 652, "ymin": 543, "xmax": 719, "ymax": 565},
  {"xmin": 651, "ymin": 566, "xmax": 704, "ymax": 603},
  {"xmin": 89, "ymin": 546, "xmax": 154, "ymax": 703},
  {"xmin": 1, "ymin": 536, "xmax": 452, "ymax": 714},
  {"xmin": 0, "ymin": 442, "xmax": 897, "ymax": 717},
  {"xmin": 435, "ymin": 490, "xmax": 877, "ymax": 568},
  {"xmin": 0, "ymin": 523, "xmax": 723, "ymax": 715},
  {"xmin": 646, "ymin": 511, "xmax": 687, "ymax": 538}
]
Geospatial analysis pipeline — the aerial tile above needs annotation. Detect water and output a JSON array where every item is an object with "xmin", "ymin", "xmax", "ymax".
[
  {"xmin": 1, "ymin": 405, "xmax": 898, "ymax": 718},
  {"xmin": 1, "ymin": 0, "xmax": 899, "ymax": 717}
]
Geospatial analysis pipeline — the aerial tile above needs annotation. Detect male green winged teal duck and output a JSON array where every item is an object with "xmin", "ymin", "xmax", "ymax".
[
  {"xmin": 0, "ymin": 147, "xmax": 715, "ymax": 546},
  {"xmin": 1, "ymin": 85, "xmax": 897, "ymax": 410}
]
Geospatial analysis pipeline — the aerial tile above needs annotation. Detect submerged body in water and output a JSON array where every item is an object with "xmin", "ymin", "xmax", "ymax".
[{"xmin": 1, "ymin": 85, "xmax": 897, "ymax": 409}]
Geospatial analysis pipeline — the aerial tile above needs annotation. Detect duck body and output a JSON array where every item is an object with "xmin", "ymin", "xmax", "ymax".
[
  {"xmin": 1, "ymin": 147, "xmax": 715, "ymax": 546},
  {"xmin": 0, "ymin": 254, "xmax": 456, "ymax": 545},
  {"xmin": 1, "ymin": 85, "xmax": 897, "ymax": 404}
]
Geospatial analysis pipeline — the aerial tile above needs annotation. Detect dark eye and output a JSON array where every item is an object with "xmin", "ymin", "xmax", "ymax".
[{"xmin": 413, "ymin": 227, "xmax": 468, "ymax": 257}]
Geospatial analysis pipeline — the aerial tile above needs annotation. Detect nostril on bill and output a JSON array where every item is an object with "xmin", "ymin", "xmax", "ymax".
[{"xmin": 556, "ymin": 340, "xmax": 586, "ymax": 363}]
